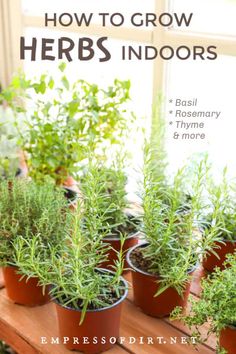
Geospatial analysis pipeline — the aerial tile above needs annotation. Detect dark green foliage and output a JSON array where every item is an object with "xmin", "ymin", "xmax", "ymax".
[
  {"xmin": 0, "ymin": 179, "xmax": 70, "ymax": 266},
  {"xmin": 11, "ymin": 163, "xmax": 126, "ymax": 324}
]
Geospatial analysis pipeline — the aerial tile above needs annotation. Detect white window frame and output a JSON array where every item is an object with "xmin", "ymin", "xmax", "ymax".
[{"xmin": 1, "ymin": 0, "xmax": 236, "ymax": 102}]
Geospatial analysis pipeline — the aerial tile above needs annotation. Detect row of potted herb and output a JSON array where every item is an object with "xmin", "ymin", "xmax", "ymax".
[
  {"xmin": 0, "ymin": 153, "xmax": 235, "ymax": 353},
  {"xmin": 1, "ymin": 71, "xmax": 235, "ymax": 353},
  {"xmin": 0, "ymin": 169, "xmax": 128, "ymax": 354}
]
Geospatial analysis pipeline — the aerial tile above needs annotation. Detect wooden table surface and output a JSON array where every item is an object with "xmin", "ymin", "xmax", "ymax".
[{"xmin": 0, "ymin": 268, "xmax": 216, "ymax": 354}]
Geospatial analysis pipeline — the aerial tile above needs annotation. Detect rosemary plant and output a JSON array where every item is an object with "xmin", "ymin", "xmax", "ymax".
[
  {"xmin": 201, "ymin": 167, "xmax": 236, "ymax": 257},
  {"xmin": 81, "ymin": 156, "xmax": 139, "ymax": 237},
  {"xmin": 12, "ymin": 163, "xmax": 126, "ymax": 324},
  {"xmin": 0, "ymin": 179, "xmax": 70, "ymax": 266},
  {"xmin": 139, "ymin": 149, "xmax": 208, "ymax": 296},
  {"xmin": 171, "ymin": 253, "xmax": 236, "ymax": 354}
]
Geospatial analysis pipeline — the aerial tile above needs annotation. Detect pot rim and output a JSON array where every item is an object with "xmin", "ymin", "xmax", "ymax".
[
  {"xmin": 215, "ymin": 238, "xmax": 236, "ymax": 244},
  {"xmin": 3, "ymin": 265, "xmax": 41, "ymax": 281},
  {"xmin": 104, "ymin": 230, "xmax": 140, "ymax": 242},
  {"xmin": 126, "ymin": 241, "xmax": 197, "ymax": 278},
  {"xmin": 3, "ymin": 265, "xmax": 18, "ymax": 270},
  {"xmin": 52, "ymin": 268, "xmax": 128, "ymax": 313},
  {"xmin": 222, "ymin": 324, "xmax": 236, "ymax": 330}
]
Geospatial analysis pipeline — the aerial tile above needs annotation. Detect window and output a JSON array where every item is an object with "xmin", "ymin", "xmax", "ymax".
[{"xmin": 1, "ymin": 0, "xmax": 236, "ymax": 174}]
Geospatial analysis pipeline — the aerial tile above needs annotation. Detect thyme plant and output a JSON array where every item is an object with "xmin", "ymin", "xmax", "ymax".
[
  {"xmin": 171, "ymin": 253, "xmax": 236, "ymax": 354},
  {"xmin": 0, "ymin": 179, "xmax": 70, "ymax": 266},
  {"xmin": 11, "ymin": 163, "xmax": 126, "ymax": 324}
]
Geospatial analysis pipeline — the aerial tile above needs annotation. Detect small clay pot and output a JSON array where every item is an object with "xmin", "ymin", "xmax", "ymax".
[
  {"xmin": 101, "ymin": 232, "xmax": 140, "ymax": 272},
  {"xmin": 54, "ymin": 271, "xmax": 128, "ymax": 354},
  {"xmin": 3, "ymin": 266, "xmax": 49, "ymax": 306},
  {"xmin": 126, "ymin": 243, "xmax": 193, "ymax": 317},
  {"xmin": 203, "ymin": 240, "xmax": 236, "ymax": 272},
  {"xmin": 219, "ymin": 325, "xmax": 236, "ymax": 354}
]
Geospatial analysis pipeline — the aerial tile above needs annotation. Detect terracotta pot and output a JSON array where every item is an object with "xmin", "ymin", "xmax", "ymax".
[
  {"xmin": 126, "ymin": 243, "xmax": 193, "ymax": 317},
  {"xmin": 219, "ymin": 325, "xmax": 236, "ymax": 354},
  {"xmin": 54, "ymin": 272, "xmax": 128, "ymax": 353},
  {"xmin": 3, "ymin": 266, "xmax": 49, "ymax": 306},
  {"xmin": 101, "ymin": 232, "xmax": 140, "ymax": 272},
  {"xmin": 0, "ymin": 268, "xmax": 4, "ymax": 289},
  {"xmin": 203, "ymin": 240, "xmax": 236, "ymax": 272},
  {"xmin": 16, "ymin": 150, "xmax": 28, "ymax": 178}
]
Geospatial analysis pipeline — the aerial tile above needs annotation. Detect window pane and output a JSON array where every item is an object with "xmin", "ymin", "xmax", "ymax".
[
  {"xmin": 165, "ymin": 54, "xmax": 236, "ymax": 176},
  {"xmin": 23, "ymin": 28, "xmax": 153, "ymax": 118},
  {"xmin": 22, "ymin": 0, "xmax": 155, "ymax": 28},
  {"xmin": 21, "ymin": 27, "xmax": 152, "ymax": 190},
  {"xmin": 170, "ymin": 0, "xmax": 236, "ymax": 36}
]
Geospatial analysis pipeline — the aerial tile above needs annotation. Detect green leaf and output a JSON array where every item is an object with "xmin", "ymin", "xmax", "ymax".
[
  {"xmin": 59, "ymin": 62, "xmax": 66, "ymax": 72},
  {"xmin": 61, "ymin": 76, "xmax": 70, "ymax": 90},
  {"xmin": 33, "ymin": 82, "xmax": 46, "ymax": 94},
  {"xmin": 68, "ymin": 101, "xmax": 79, "ymax": 117},
  {"xmin": 48, "ymin": 78, "xmax": 54, "ymax": 89}
]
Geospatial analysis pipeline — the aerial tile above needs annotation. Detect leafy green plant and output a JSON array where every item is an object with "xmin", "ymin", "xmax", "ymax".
[
  {"xmin": 171, "ymin": 253, "xmax": 236, "ymax": 354},
  {"xmin": 136, "ymin": 149, "xmax": 209, "ymax": 296},
  {"xmin": 0, "ymin": 179, "xmax": 70, "ymax": 266},
  {"xmin": 146, "ymin": 103, "xmax": 192, "ymax": 209},
  {"xmin": 0, "ymin": 64, "xmax": 133, "ymax": 184},
  {"xmin": 202, "ymin": 167, "xmax": 236, "ymax": 241},
  {"xmin": 11, "ymin": 162, "xmax": 126, "ymax": 324},
  {"xmin": 81, "ymin": 155, "xmax": 139, "ymax": 238}
]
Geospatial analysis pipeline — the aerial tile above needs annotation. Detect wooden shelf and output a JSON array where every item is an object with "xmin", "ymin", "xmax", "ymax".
[{"xmin": 0, "ymin": 268, "xmax": 216, "ymax": 354}]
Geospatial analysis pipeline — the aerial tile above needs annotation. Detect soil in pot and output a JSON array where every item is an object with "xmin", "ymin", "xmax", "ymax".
[
  {"xmin": 53, "ymin": 274, "xmax": 128, "ymax": 354},
  {"xmin": 219, "ymin": 325, "xmax": 236, "ymax": 354},
  {"xmin": 127, "ymin": 243, "xmax": 193, "ymax": 317},
  {"xmin": 3, "ymin": 266, "xmax": 49, "ymax": 306},
  {"xmin": 203, "ymin": 240, "xmax": 236, "ymax": 272}
]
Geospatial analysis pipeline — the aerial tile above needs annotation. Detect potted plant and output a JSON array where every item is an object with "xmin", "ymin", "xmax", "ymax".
[
  {"xmin": 81, "ymin": 157, "xmax": 141, "ymax": 271},
  {"xmin": 202, "ymin": 168, "xmax": 236, "ymax": 271},
  {"xmin": 1, "ymin": 64, "xmax": 133, "ymax": 187},
  {"xmin": 0, "ymin": 107, "xmax": 29, "ymax": 288},
  {"xmin": 0, "ymin": 179, "xmax": 70, "ymax": 306},
  {"xmin": 12, "ymin": 166, "xmax": 128, "ymax": 354},
  {"xmin": 171, "ymin": 253, "xmax": 236, "ymax": 354},
  {"xmin": 126, "ymin": 150, "xmax": 208, "ymax": 317}
]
